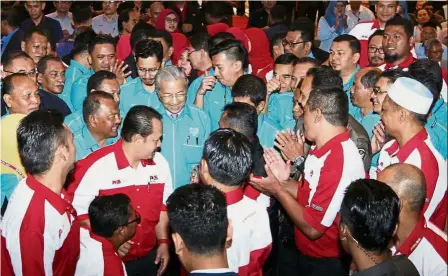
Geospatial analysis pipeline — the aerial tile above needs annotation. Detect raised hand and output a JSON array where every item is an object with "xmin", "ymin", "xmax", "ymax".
[{"xmin": 198, "ymin": 70, "xmax": 216, "ymax": 95}]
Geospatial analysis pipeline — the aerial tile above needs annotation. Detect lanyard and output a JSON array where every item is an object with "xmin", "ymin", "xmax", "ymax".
[{"xmin": 1, "ymin": 159, "xmax": 25, "ymax": 178}]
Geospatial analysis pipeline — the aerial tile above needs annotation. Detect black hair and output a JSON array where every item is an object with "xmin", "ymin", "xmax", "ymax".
[
  {"xmin": 83, "ymin": 90, "xmax": 115, "ymax": 123},
  {"xmin": 409, "ymin": 59, "xmax": 442, "ymax": 102},
  {"xmin": 202, "ymin": 128, "xmax": 252, "ymax": 186},
  {"xmin": 89, "ymin": 194, "xmax": 132, "ymax": 238},
  {"xmin": 88, "ymin": 34, "xmax": 116, "ymax": 54},
  {"xmin": 166, "ymin": 184, "xmax": 228, "ymax": 255},
  {"xmin": 36, "ymin": 55, "xmax": 63, "ymax": 74},
  {"xmin": 117, "ymin": 1, "xmax": 135, "ymax": 14},
  {"xmin": 190, "ymin": 32, "xmax": 212, "ymax": 53},
  {"xmin": 422, "ymin": 2, "xmax": 433, "ymax": 8},
  {"xmin": 210, "ymin": 39, "xmax": 248, "ymax": 71},
  {"xmin": 270, "ymin": 32, "xmax": 286, "ymax": 56},
  {"xmin": 203, "ymin": 1, "xmax": 228, "ymax": 19},
  {"xmin": 231, "ymin": 74, "xmax": 267, "ymax": 106},
  {"xmin": 307, "ymin": 87, "xmax": 349, "ymax": 127},
  {"xmin": 149, "ymin": 29, "xmax": 173, "ymax": 48},
  {"xmin": 17, "ymin": 109, "xmax": 67, "ymax": 175},
  {"xmin": 130, "ymin": 21, "xmax": 155, "ymax": 51},
  {"xmin": 340, "ymin": 179, "xmax": 400, "ymax": 253},
  {"xmin": 270, "ymin": 5, "xmax": 286, "ymax": 22},
  {"xmin": 295, "ymin": 57, "xmax": 321, "ymax": 68},
  {"xmin": 368, "ymin": 29, "xmax": 385, "ymax": 45},
  {"xmin": 289, "ymin": 17, "xmax": 314, "ymax": 42},
  {"xmin": 87, "ymin": 70, "xmax": 117, "ymax": 93},
  {"xmin": 118, "ymin": 8, "xmax": 133, "ymax": 34},
  {"xmin": 1, "ymin": 51, "xmax": 33, "ymax": 70},
  {"xmin": 221, "ymin": 102, "xmax": 258, "ymax": 138},
  {"xmin": 332, "ymin": 34, "xmax": 361, "ymax": 55},
  {"xmin": 307, "ymin": 66, "xmax": 343, "ymax": 90},
  {"xmin": 134, "ymin": 39, "xmax": 163, "ymax": 63},
  {"xmin": 23, "ymin": 27, "xmax": 49, "ymax": 43},
  {"xmin": 72, "ymin": 7, "xmax": 92, "ymax": 25},
  {"xmin": 72, "ymin": 28, "xmax": 97, "ymax": 57},
  {"xmin": 1, "ymin": 7, "xmax": 21, "ymax": 28},
  {"xmin": 360, "ymin": 69, "xmax": 382, "ymax": 89},
  {"xmin": 385, "ymin": 16, "xmax": 414, "ymax": 39},
  {"xmin": 274, "ymin": 53, "xmax": 298, "ymax": 65},
  {"xmin": 380, "ymin": 69, "xmax": 413, "ymax": 85},
  {"xmin": 210, "ymin": 32, "xmax": 235, "ymax": 47},
  {"xmin": 421, "ymin": 21, "xmax": 438, "ymax": 30},
  {"xmin": 2, "ymin": 73, "xmax": 30, "ymax": 96},
  {"xmin": 121, "ymin": 105, "xmax": 162, "ymax": 142}
]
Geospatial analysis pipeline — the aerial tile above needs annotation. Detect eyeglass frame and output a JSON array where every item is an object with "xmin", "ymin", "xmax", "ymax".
[
  {"xmin": 373, "ymin": 87, "xmax": 388, "ymax": 95},
  {"xmin": 121, "ymin": 210, "xmax": 141, "ymax": 227},
  {"xmin": 159, "ymin": 92, "xmax": 187, "ymax": 102},
  {"xmin": 281, "ymin": 38, "xmax": 309, "ymax": 48},
  {"xmin": 165, "ymin": 17, "xmax": 178, "ymax": 24},
  {"xmin": 368, "ymin": 46, "xmax": 384, "ymax": 54},
  {"xmin": 3, "ymin": 68, "xmax": 38, "ymax": 77}
]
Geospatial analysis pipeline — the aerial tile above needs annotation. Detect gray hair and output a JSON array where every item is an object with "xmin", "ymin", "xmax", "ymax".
[
  {"xmin": 424, "ymin": 39, "xmax": 441, "ymax": 51},
  {"xmin": 155, "ymin": 66, "xmax": 189, "ymax": 92}
]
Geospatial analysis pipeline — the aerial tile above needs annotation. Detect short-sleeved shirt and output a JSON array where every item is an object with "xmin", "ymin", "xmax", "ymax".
[
  {"xmin": 46, "ymin": 12, "xmax": 74, "ymax": 35},
  {"xmin": 120, "ymin": 78, "xmax": 162, "ymax": 116},
  {"xmin": 425, "ymin": 98, "xmax": 447, "ymax": 159},
  {"xmin": 156, "ymin": 104, "xmax": 211, "ymax": 189},
  {"xmin": 224, "ymin": 188, "xmax": 272, "ymax": 275},
  {"xmin": 73, "ymin": 125, "xmax": 117, "ymax": 161},
  {"xmin": 1, "ymin": 175, "xmax": 80, "ymax": 276},
  {"xmin": 75, "ymin": 227, "xmax": 127, "ymax": 276},
  {"xmin": 376, "ymin": 129, "xmax": 447, "ymax": 230},
  {"xmin": 65, "ymin": 109, "xmax": 85, "ymax": 134},
  {"xmin": 295, "ymin": 131, "xmax": 365, "ymax": 258},
  {"xmin": 350, "ymin": 107, "xmax": 381, "ymax": 139},
  {"xmin": 61, "ymin": 60, "xmax": 94, "ymax": 111},
  {"xmin": 68, "ymin": 139, "xmax": 173, "ymax": 262},
  {"xmin": 92, "ymin": 14, "xmax": 119, "ymax": 37},
  {"xmin": 21, "ymin": 16, "xmax": 63, "ymax": 48},
  {"xmin": 392, "ymin": 219, "xmax": 447, "ymax": 276},
  {"xmin": 267, "ymin": 91, "xmax": 294, "ymax": 129},
  {"xmin": 257, "ymin": 113, "xmax": 281, "ymax": 148},
  {"xmin": 39, "ymin": 89, "xmax": 72, "ymax": 117}
]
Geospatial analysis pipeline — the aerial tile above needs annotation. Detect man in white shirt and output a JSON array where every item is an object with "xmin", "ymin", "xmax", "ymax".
[
  {"xmin": 346, "ymin": 1, "xmax": 375, "ymax": 25},
  {"xmin": 47, "ymin": 1, "xmax": 73, "ymax": 38}
]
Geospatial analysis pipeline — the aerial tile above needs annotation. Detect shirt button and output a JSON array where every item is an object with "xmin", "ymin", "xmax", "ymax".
[
  {"xmin": 138, "ymin": 224, "xmax": 141, "ymax": 227},
  {"xmin": 137, "ymin": 242, "xmax": 140, "ymax": 245},
  {"xmin": 137, "ymin": 206, "xmax": 141, "ymax": 209},
  {"xmin": 136, "ymin": 188, "xmax": 139, "ymax": 191}
]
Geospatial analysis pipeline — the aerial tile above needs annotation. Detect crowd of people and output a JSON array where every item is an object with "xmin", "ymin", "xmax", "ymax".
[{"xmin": 0, "ymin": 1, "xmax": 447, "ymax": 276}]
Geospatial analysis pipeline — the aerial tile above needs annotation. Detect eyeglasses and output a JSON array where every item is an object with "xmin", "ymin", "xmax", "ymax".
[
  {"xmin": 121, "ymin": 210, "xmax": 141, "ymax": 227},
  {"xmin": 282, "ymin": 38, "xmax": 308, "ymax": 48},
  {"xmin": 373, "ymin": 87, "xmax": 388, "ymax": 95},
  {"xmin": 3, "ymin": 68, "xmax": 38, "ymax": 77},
  {"xmin": 137, "ymin": 68, "xmax": 159, "ymax": 75},
  {"xmin": 165, "ymin": 18, "xmax": 178, "ymax": 24},
  {"xmin": 159, "ymin": 93, "xmax": 187, "ymax": 102},
  {"xmin": 187, "ymin": 49, "xmax": 196, "ymax": 59},
  {"xmin": 368, "ymin": 46, "xmax": 384, "ymax": 54}
]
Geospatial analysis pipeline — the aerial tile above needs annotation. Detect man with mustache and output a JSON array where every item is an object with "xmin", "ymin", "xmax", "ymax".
[
  {"xmin": 36, "ymin": 55, "xmax": 71, "ymax": 117},
  {"xmin": 367, "ymin": 30, "xmax": 385, "ymax": 67}
]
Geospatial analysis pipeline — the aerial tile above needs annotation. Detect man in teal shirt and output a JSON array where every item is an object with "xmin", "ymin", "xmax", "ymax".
[
  {"xmin": 266, "ymin": 53, "xmax": 297, "ymax": 129},
  {"xmin": 231, "ymin": 74, "xmax": 281, "ymax": 148},
  {"xmin": 155, "ymin": 66, "xmax": 211, "ymax": 189},
  {"xmin": 120, "ymin": 39, "xmax": 164, "ymax": 116},
  {"xmin": 73, "ymin": 91, "xmax": 121, "ymax": 160},
  {"xmin": 349, "ymin": 67, "xmax": 382, "ymax": 138},
  {"xmin": 189, "ymin": 40, "xmax": 247, "ymax": 130}
]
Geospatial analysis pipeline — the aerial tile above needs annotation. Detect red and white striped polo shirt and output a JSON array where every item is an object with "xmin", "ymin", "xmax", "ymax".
[
  {"xmin": 75, "ymin": 227, "xmax": 127, "ymax": 276},
  {"xmin": 68, "ymin": 139, "xmax": 173, "ymax": 262},
  {"xmin": 1, "ymin": 175, "xmax": 80, "ymax": 276},
  {"xmin": 376, "ymin": 129, "xmax": 447, "ymax": 230},
  {"xmin": 393, "ymin": 218, "xmax": 447, "ymax": 276},
  {"xmin": 225, "ymin": 188, "xmax": 272, "ymax": 275},
  {"xmin": 295, "ymin": 131, "xmax": 365, "ymax": 258}
]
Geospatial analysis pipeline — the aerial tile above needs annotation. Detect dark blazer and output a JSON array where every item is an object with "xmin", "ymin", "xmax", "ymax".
[{"xmin": 2, "ymin": 29, "xmax": 24, "ymax": 56}]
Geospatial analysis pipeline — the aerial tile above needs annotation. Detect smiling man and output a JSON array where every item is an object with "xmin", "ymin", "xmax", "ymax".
[{"xmin": 2, "ymin": 73, "xmax": 40, "ymax": 116}]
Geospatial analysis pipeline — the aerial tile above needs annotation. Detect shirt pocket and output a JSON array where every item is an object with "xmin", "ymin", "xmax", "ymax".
[{"xmin": 182, "ymin": 143, "xmax": 203, "ymax": 165}]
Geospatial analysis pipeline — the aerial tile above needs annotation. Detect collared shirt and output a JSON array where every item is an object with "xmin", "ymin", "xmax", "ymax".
[
  {"xmin": 187, "ymin": 68, "xmax": 233, "ymax": 130},
  {"xmin": 70, "ymin": 76, "xmax": 90, "ymax": 111},
  {"xmin": 318, "ymin": 17, "xmax": 354, "ymax": 52},
  {"xmin": 345, "ymin": 5, "xmax": 375, "ymax": 25},
  {"xmin": 120, "ymin": 78, "xmax": 162, "ymax": 116},
  {"xmin": 156, "ymin": 104, "xmax": 211, "ymax": 189},
  {"xmin": 415, "ymin": 42, "xmax": 448, "ymax": 59},
  {"xmin": 353, "ymin": 255, "xmax": 419, "ymax": 276},
  {"xmin": 224, "ymin": 188, "xmax": 272, "ymax": 275},
  {"xmin": 350, "ymin": 107, "xmax": 381, "ymax": 139},
  {"xmin": 65, "ymin": 109, "xmax": 85, "ymax": 134},
  {"xmin": 39, "ymin": 89, "xmax": 72, "ymax": 118},
  {"xmin": 257, "ymin": 113, "xmax": 281, "ymax": 148},
  {"xmin": 344, "ymin": 66, "xmax": 360, "ymax": 115},
  {"xmin": 392, "ymin": 218, "xmax": 447, "ymax": 276},
  {"xmin": 268, "ymin": 91, "xmax": 294, "ymax": 129},
  {"xmin": 46, "ymin": 12, "xmax": 74, "ymax": 35},
  {"xmin": 69, "ymin": 139, "xmax": 173, "ymax": 262},
  {"xmin": 1, "ymin": 28, "xmax": 19, "ymax": 56},
  {"xmin": 61, "ymin": 60, "xmax": 94, "ymax": 111},
  {"xmin": 75, "ymin": 227, "xmax": 127, "ymax": 276},
  {"xmin": 426, "ymin": 98, "xmax": 447, "ymax": 159},
  {"xmin": 376, "ymin": 129, "xmax": 447, "ymax": 230},
  {"xmin": 92, "ymin": 14, "xmax": 119, "ymax": 37},
  {"xmin": 349, "ymin": 20, "xmax": 382, "ymax": 68},
  {"xmin": 379, "ymin": 54, "xmax": 416, "ymax": 71},
  {"xmin": 295, "ymin": 131, "xmax": 365, "ymax": 258},
  {"xmin": 73, "ymin": 125, "xmax": 117, "ymax": 161},
  {"xmin": 1, "ymin": 175, "xmax": 80, "ymax": 276},
  {"xmin": 21, "ymin": 16, "xmax": 63, "ymax": 47}
]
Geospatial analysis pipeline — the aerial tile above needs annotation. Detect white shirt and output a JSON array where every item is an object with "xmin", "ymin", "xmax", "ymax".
[
  {"xmin": 345, "ymin": 5, "xmax": 375, "ymax": 25},
  {"xmin": 46, "ymin": 12, "xmax": 74, "ymax": 35}
]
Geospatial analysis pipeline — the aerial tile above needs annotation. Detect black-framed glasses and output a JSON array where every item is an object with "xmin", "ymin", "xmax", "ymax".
[
  {"xmin": 3, "ymin": 68, "xmax": 38, "ymax": 77},
  {"xmin": 368, "ymin": 46, "xmax": 384, "ymax": 54},
  {"xmin": 282, "ymin": 38, "xmax": 308, "ymax": 48},
  {"xmin": 122, "ymin": 210, "xmax": 141, "ymax": 226},
  {"xmin": 373, "ymin": 87, "xmax": 388, "ymax": 95}
]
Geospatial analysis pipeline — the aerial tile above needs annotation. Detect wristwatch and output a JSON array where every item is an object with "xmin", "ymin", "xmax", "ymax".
[{"xmin": 292, "ymin": 156, "xmax": 305, "ymax": 168}]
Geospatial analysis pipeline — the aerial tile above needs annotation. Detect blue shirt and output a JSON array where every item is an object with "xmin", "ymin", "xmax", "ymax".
[
  {"xmin": 64, "ymin": 109, "xmax": 84, "ymax": 133},
  {"xmin": 344, "ymin": 66, "xmax": 360, "ymax": 115},
  {"xmin": 187, "ymin": 68, "xmax": 232, "ymax": 130},
  {"xmin": 70, "ymin": 76, "xmax": 89, "ymax": 111},
  {"xmin": 1, "ymin": 174, "xmax": 20, "ymax": 208},
  {"xmin": 268, "ymin": 91, "xmax": 294, "ymax": 129},
  {"xmin": 39, "ymin": 89, "xmax": 71, "ymax": 118},
  {"xmin": 257, "ymin": 113, "xmax": 282, "ymax": 148},
  {"xmin": 73, "ymin": 125, "xmax": 117, "ymax": 161},
  {"xmin": 1, "ymin": 28, "xmax": 19, "ymax": 56},
  {"xmin": 351, "ymin": 107, "xmax": 381, "ymax": 139},
  {"xmin": 21, "ymin": 16, "xmax": 63, "ymax": 48},
  {"xmin": 46, "ymin": 12, "xmax": 74, "ymax": 35},
  {"xmin": 156, "ymin": 104, "xmax": 211, "ymax": 189},
  {"xmin": 120, "ymin": 78, "xmax": 162, "ymax": 116},
  {"xmin": 61, "ymin": 60, "xmax": 93, "ymax": 111},
  {"xmin": 415, "ymin": 42, "xmax": 448, "ymax": 59},
  {"xmin": 92, "ymin": 14, "xmax": 119, "ymax": 37},
  {"xmin": 425, "ymin": 98, "xmax": 447, "ymax": 159}
]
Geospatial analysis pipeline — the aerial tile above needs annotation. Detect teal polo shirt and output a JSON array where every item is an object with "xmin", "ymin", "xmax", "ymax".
[
  {"xmin": 120, "ymin": 78, "xmax": 162, "ymax": 116},
  {"xmin": 344, "ymin": 66, "xmax": 360, "ymax": 115},
  {"xmin": 156, "ymin": 104, "xmax": 211, "ymax": 189},
  {"xmin": 351, "ymin": 107, "xmax": 381, "ymax": 139},
  {"xmin": 64, "ymin": 109, "xmax": 84, "ymax": 133},
  {"xmin": 73, "ymin": 125, "xmax": 117, "ymax": 161},
  {"xmin": 268, "ymin": 91, "xmax": 294, "ymax": 128},
  {"xmin": 187, "ymin": 68, "xmax": 232, "ymax": 130},
  {"xmin": 61, "ymin": 60, "xmax": 93, "ymax": 111},
  {"xmin": 425, "ymin": 98, "xmax": 447, "ymax": 159},
  {"xmin": 257, "ymin": 113, "xmax": 281, "ymax": 148}
]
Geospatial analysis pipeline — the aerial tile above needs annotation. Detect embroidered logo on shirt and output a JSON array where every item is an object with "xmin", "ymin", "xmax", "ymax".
[
  {"xmin": 112, "ymin": 179, "xmax": 121, "ymax": 185},
  {"xmin": 189, "ymin": 127, "xmax": 199, "ymax": 137},
  {"xmin": 309, "ymin": 170, "xmax": 314, "ymax": 178},
  {"xmin": 149, "ymin": 175, "xmax": 159, "ymax": 182}
]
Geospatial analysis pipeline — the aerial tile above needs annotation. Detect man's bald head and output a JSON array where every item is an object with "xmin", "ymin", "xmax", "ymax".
[{"xmin": 377, "ymin": 164, "xmax": 426, "ymax": 214}]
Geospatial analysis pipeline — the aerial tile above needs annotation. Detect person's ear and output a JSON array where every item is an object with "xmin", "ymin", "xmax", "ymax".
[
  {"xmin": 225, "ymin": 219, "xmax": 233, "ymax": 249},
  {"xmin": 200, "ymin": 158, "xmax": 208, "ymax": 175},
  {"xmin": 256, "ymin": 101, "xmax": 266, "ymax": 113},
  {"xmin": 353, "ymin": 52, "xmax": 361, "ymax": 64},
  {"xmin": 314, "ymin": 108, "xmax": 322, "ymax": 123},
  {"xmin": 409, "ymin": 36, "xmax": 416, "ymax": 48},
  {"xmin": 89, "ymin": 114, "xmax": 98, "ymax": 128},
  {"xmin": 167, "ymin": 46, "xmax": 174, "ymax": 59},
  {"xmin": 3, "ymin": 94, "xmax": 12, "ymax": 108},
  {"xmin": 37, "ymin": 73, "xmax": 44, "ymax": 84},
  {"xmin": 398, "ymin": 108, "xmax": 406, "ymax": 124},
  {"xmin": 21, "ymin": 41, "xmax": 26, "ymax": 52},
  {"xmin": 172, "ymin": 232, "xmax": 185, "ymax": 255},
  {"xmin": 305, "ymin": 41, "xmax": 312, "ymax": 52},
  {"xmin": 87, "ymin": 54, "xmax": 93, "ymax": 65},
  {"xmin": 339, "ymin": 222, "xmax": 349, "ymax": 241},
  {"xmin": 233, "ymin": 60, "xmax": 243, "ymax": 73}
]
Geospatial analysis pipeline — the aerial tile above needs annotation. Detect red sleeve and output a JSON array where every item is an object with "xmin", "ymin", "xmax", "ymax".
[
  {"xmin": 238, "ymin": 244, "xmax": 273, "ymax": 276},
  {"xmin": 429, "ymin": 192, "xmax": 447, "ymax": 231},
  {"xmin": 103, "ymin": 254, "xmax": 126, "ymax": 276},
  {"xmin": 20, "ymin": 230, "xmax": 45, "ymax": 276},
  {"xmin": 1, "ymin": 236, "xmax": 15, "ymax": 276}
]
